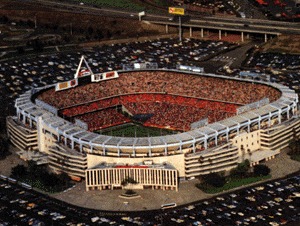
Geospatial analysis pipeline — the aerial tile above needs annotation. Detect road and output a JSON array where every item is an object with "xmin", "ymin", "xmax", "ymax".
[{"xmin": 19, "ymin": 0, "xmax": 300, "ymax": 35}]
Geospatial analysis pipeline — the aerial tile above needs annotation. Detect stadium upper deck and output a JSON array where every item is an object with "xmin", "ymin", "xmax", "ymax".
[{"xmin": 37, "ymin": 71, "xmax": 281, "ymax": 108}]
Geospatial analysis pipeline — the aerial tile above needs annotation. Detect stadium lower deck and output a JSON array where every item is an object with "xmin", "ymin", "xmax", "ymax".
[{"xmin": 61, "ymin": 93, "xmax": 239, "ymax": 132}]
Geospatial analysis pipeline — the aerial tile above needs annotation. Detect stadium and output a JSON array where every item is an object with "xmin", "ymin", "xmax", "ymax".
[{"xmin": 6, "ymin": 62, "xmax": 300, "ymax": 191}]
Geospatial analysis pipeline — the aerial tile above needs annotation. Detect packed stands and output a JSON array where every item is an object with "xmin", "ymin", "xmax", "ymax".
[
  {"xmin": 60, "ymin": 93, "xmax": 238, "ymax": 131},
  {"xmin": 38, "ymin": 71, "xmax": 281, "ymax": 109},
  {"xmin": 37, "ymin": 71, "xmax": 281, "ymax": 132},
  {"xmin": 76, "ymin": 108, "xmax": 130, "ymax": 131}
]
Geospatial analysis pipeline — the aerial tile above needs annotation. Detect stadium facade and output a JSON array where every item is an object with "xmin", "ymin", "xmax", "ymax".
[{"xmin": 6, "ymin": 69, "xmax": 300, "ymax": 191}]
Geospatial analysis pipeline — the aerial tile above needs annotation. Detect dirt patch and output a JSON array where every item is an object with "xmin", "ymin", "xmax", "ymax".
[
  {"xmin": 0, "ymin": 0, "xmax": 172, "ymax": 46},
  {"xmin": 261, "ymin": 35, "xmax": 300, "ymax": 54}
]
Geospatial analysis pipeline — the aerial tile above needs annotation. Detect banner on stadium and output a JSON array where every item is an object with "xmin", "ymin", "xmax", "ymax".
[
  {"xmin": 55, "ymin": 78, "xmax": 78, "ymax": 91},
  {"xmin": 168, "ymin": 7, "xmax": 185, "ymax": 15},
  {"xmin": 92, "ymin": 71, "xmax": 119, "ymax": 82},
  {"xmin": 78, "ymin": 68, "xmax": 91, "ymax": 77}
]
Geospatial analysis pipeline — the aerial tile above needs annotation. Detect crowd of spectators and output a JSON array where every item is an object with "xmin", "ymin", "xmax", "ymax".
[
  {"xmin": 125, "ymin": 102, "xmax": 234, "ymax": 131},
  {"xmin": 61, "ymin": 93, "xmax": 238, "ymax": 131},
  {"xmin": 76, "ymin": 108, "xmax": 130, "ymax": 131},
  {"xmin": 61, "ymin": 93, "xmax": 238, "ymax": 117},
  {"xmin": 38, "ymin": 71, "xmax": 281, "ymax": 110}
]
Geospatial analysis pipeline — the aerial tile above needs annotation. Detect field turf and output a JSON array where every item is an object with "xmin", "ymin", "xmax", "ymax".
[{"xmin": 96, "ymin": 123, "xmax": 177, "ymax": 137}]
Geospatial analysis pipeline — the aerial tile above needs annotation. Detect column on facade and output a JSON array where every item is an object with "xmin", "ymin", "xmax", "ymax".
[
  {"xmin": 143, "ymin": 169, "xmax": 146, "ymax": 186},
  {"xmin": 264, "ymin": 33, "xmax": 268, "ymax": 42},
  {"xmin": 215, "ymin": 132, "xmax": 218, "ymax": 146},
  {"xmin": 101, "ymin": 170, "xmax": 104, "ymax": 188},
  {"xmin": 167, "ymin": 170, "xmax": 170, "ymax": 189},
  {"xmin": 71, "ymin": 140, "xmax": 75, "ymax": 150},
  {"xmin": 180, "ymin": 141, "xmax": 182, "ymax": 152},
  {"xmin": 226, "ymin": 128, "xmax": 229, "ymax": 142},
  {"xmin": 159, "ymin": 169, "xmax": 163, "ymax": 189},
  {"xmin": 95, "ymin": 169, "xmax": 99, "ymax": 188},
  {"xmin": 204, "ymin": 137, "xmax": 207, "ymax": 149},
  {"xmin": 278, "ymin": 109, "xmax": 282, "ymax": 123},
  {"xmin": 85, "ymin": 171, "xmax": 89, "ymax": 191},
  {"xmin": 138, "ymin": 169, "xmax": 142, "ymax": 184},
  {"xmin": 268, "ymin": 112, "xmax": 272, "ymax": 127},
  {"xmin": 90, "ymin": 170, "xmax": 94, "ymax": 186},
  {"xmin": 118, "ymin": 168, "xmax": 121, "ymax": 186},
  {"xmin": 107, "ymin": 169, "xmax": 111, "ymax": 187},
  {"xmin": 192, "ymin": 142, "xmax": 195, "ymax": 153}
]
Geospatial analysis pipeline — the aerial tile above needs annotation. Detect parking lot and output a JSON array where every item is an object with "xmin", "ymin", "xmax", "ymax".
[{"xmin": 0, "ymin": 170, "xmax": 299, "ymax": 225}]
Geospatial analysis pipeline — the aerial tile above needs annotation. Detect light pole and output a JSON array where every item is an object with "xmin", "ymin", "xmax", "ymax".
[{"xmin": 179, "ymin": 15, "xmax": 182, "ymax": 42}]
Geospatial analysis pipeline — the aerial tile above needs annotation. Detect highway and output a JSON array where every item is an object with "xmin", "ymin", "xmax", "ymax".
[
  {"xmin": 22, "ymin": 0, "xmax": 300, "ymax": 36},
  {"xmin": 143, "ymin": 15, "xmax": 300, "ymax": 35}
]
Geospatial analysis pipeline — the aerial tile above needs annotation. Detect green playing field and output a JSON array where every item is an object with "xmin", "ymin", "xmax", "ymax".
[{"xmin": 96, "ymin": 123, "xmax": 178, "ymax": 137}]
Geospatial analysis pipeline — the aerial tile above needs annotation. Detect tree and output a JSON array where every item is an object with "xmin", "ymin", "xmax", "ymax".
[
  {"xmin": 230, "ymin": 160, "xmax": 250, "ymax": 178},
  {"xmin": 11, "ymin": 164, "xmax": 27, "ymax": 179},
  {"xmin": 27, "ymin": 160, "xmax": 39, "ymax": 175},
  {"xmin": 203, "ymin": 172, "xmax": 226, "ymax": 188},
  {"xmin": 41, "ymin": 172, "xmax": 59, "ymax": 187},
  {"xmin": 288, "ymin": 128, "xmax": 300, "ymax": 155},
  {"xmin": 253, "ymin": 164, "xmax": 270, "ymax": 176},
  {"xmin": 58, "ymin": 172, "xmax": 70, "ymax": 187},
  {"xmin": 0, "ymin": 137, "xmax": 9, "ymax": 158}
]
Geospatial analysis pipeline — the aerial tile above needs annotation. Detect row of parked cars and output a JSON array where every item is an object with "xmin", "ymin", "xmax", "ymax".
[{"xmin": 0, "ymin": 173, "xmax": 299, "ymax": 225}]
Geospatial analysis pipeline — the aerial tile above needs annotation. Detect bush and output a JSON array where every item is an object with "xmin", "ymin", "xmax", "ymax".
[
  {"xmin": 203, "ymin": 172, "xmax": 226, "ymax": 188},
  {"xmin": 124, "ymin": 189, "xmax": 136, "ymax": 195},
  {"xmin": 253, "ymin": 164, "xmax": 270, "ymax": 176},
  {"xmin": 230, "ymin": 160, "xmax": 250, "ymax": 178},
  {"xmin": 10, "ymin": 161, "xmax": 74, "ymax": 193},
  {"xmin": 11, "ymin": 164, "xmax": 27, "ymax": 179}
]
